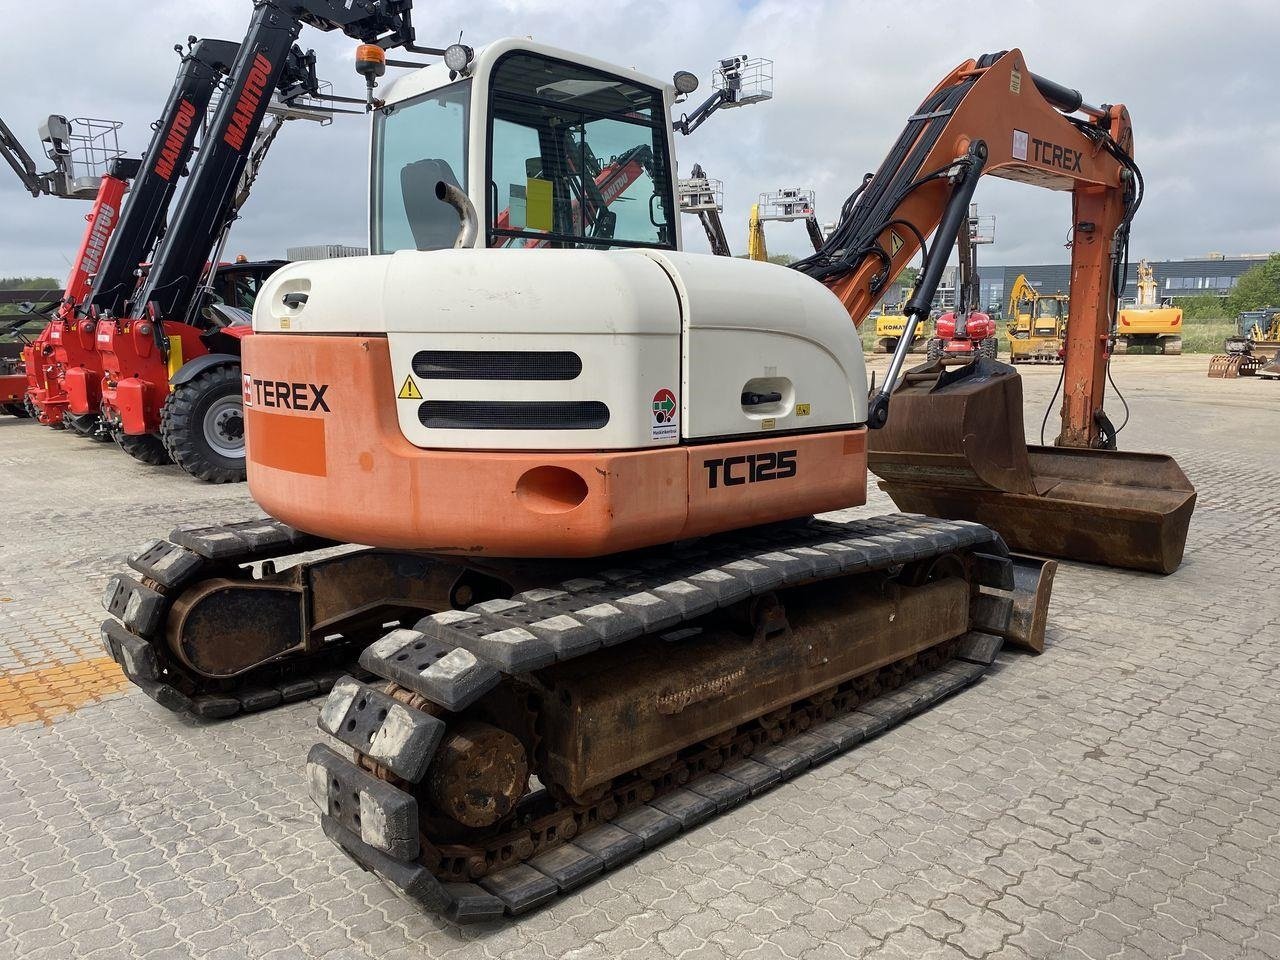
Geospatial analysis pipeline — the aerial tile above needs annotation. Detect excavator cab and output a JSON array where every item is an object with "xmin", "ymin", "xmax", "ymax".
[{"xmin": 371, "ymin": 46, "xmax": 680, "ymax": 255}]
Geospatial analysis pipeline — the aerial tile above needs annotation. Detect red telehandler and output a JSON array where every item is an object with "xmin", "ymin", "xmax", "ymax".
[
  {"xmin": 5, "ymin": 39, "xmax": 240, "ymax": 434},
  {"xmin": 1, "ymin": 113, "xmax": 131, "ymax": 421},
  {"xmin": 93, "ymin": 1, "xmax": 418, "ymax": 482}
]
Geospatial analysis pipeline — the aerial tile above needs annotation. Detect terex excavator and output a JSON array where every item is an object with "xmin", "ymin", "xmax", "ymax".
[{"xmin": 103, "ymin": 39, "xmax": 1067, "ymax": 922}]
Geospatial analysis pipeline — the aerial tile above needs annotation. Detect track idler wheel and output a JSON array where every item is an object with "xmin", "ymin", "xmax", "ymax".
[{"xmin": 425, "ymin": 722, "xmax": 530, "ymax": 829}]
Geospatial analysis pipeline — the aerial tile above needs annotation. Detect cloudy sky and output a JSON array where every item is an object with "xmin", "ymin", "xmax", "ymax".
[{"xmin": 1, "ymin": 0, "xmax": 1276, "ymax": 279}]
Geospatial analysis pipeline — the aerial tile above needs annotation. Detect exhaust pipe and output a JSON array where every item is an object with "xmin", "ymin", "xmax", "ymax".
[{"xmin": 436, "ymin": 180, "xmax": 479, "ymax": 249}]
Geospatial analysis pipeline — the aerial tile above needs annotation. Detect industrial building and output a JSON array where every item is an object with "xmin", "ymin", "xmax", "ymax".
[{"xmin": 976, "ymin": 254, "xmax": 1269, "ymax": 313}]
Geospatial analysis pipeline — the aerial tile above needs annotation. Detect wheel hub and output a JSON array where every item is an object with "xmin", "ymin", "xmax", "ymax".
[{"xmin": 204, "ymin": 396, "xmax": 245, "ymax": 458}]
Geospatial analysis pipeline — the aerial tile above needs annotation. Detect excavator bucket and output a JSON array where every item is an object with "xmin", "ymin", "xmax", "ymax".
[
  {"xmin": 1207, "ymin": 353, "xmax": 1263, "ymax": 378},
  {"xmin": 868, "ymin": 358, "xmax": 1196, "ymax": 575}
]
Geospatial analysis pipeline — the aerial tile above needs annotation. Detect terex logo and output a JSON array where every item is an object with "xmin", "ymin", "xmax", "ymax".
[
  {"xmin": 224, "ymin": 54, "xmax": 274, "ymax": 151},
  {"xmin": 246, "ymin": 377, "xmax": 330, "ymax": 412},
  {"xmin": 154, "ymin": 99, "xmax": 198, "ymax": 181},
  {"xmin": 703, "ymin": 450, "xmax": 797, "ymax": 489},
  {"xmin": 1031, "ymin": 138, "xmax": 1083, "ymax": 172}
]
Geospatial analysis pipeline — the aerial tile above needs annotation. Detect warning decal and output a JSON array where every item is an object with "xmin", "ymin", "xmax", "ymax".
[
  {"xmin": 889, "ymin": 231, "xmax": 904, "ymax": 256},
  {"xmin": 397, "ymin": 375, "xmax": 423, "ymax": 400},
  {"xmin": 651, "ymin": 388, "xmax": 678, "ymax": 441}
]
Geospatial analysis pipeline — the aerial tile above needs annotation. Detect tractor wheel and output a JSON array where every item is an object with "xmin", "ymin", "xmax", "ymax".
[
  {"xmin": 1162, "ymin": 336, "xmax": 1182, "ymax": 356},
  {"xmin": 925, "ymin": 338, "xmax": 944, "ymax": 365},
  {"xmin": 23, "ymin": 395, "xmax": 39, "ymax": 420},
  {"xmin": 2, "ymin": 402, "xmax": 29, "ymax": 418},
  {"xmin": 979, "ymin": 338, "xmax": 998, "ymax": 361},
  {"xmin": 160, "ymin": 364, "xmax": 246, "ymax": 483},
  {"xmin": 114, "ymin": 428, "xmax": 172, "ymax": 466}
]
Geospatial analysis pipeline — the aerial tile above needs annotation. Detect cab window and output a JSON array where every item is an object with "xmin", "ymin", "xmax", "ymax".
[{"xmin": 488, "ymin": 52, "xmax": 674, "ymax": 250}]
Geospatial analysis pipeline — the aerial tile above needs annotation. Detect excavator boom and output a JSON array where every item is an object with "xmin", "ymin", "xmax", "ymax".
[{"xmin": 792, "ymin": 49, "xmax": 1194, "ymax": 573}]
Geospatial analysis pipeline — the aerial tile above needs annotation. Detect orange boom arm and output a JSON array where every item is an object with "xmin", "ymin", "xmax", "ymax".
[{"xmin": 793, "ymin": 48, "xmax": 1138, "ymax": 449}]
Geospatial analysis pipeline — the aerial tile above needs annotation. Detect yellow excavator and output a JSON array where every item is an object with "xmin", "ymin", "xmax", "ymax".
[
  {"xmin": 1005, "ymin": 273, "xmax": 1067, "ymax": 363},
  {"xmin": 873, "ymin": 299, "xmax": 935, "ymax": 354},
  {"xmin": 1116, "ymin": 259, "xmax": 1182, "ymax": 353}
]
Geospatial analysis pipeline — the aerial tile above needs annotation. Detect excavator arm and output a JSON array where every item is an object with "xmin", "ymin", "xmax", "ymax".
[
  {"xmin": 792, "ymin": 50, "xmax": 1194, "ymax": 574},
  {"xmin": 793, "ymin": 48, "xmax": 1137, "ymax": 447}
]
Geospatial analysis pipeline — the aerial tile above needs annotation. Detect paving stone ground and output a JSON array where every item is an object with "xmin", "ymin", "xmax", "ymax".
[{"xmin": 0, "ymin": 355, "xmax": 1276, "ymax": 960}]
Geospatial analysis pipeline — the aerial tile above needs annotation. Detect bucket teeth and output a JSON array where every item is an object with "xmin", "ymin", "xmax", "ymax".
[
  {"xmin": 307, "ymin": 744, "xmax": 419, "ymax": 861},
  {"xmin": 318, "ymin": 676, "xmax": 446, "ymax": 783}
]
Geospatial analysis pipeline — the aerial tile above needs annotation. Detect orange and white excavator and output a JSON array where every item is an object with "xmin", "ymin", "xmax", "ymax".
[{"xmin": 101, "ymin": 37, "xmax": 1192, "ymax": 921}]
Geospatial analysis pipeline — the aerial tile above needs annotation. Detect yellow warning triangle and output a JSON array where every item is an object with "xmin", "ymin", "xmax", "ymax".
[{"xmin": 397, "ymin": 375, "xmax": 423, "ymax": 400}]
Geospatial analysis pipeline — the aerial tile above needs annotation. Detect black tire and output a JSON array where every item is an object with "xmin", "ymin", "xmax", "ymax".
[
  {"xmin": 160, "ymin": 363, "xmax": 246, "ymax": 483},
  {"xmin": 114, "ymin": 428, "xmax": 172, "ymax": 466},
  {"xmin": 64, "ymin": 411, "xmax": 103, "ymax": 438},
  {"xmin": 979, "ymin": 338, "xmax": 998, "ymax": 361},
  {"xmin": 925, "ymin": 338, "xmax": 944, "ymax": 365},
  {"xmin": 2, "ymin": 402, "xmax": 28, "ymax": 418}
]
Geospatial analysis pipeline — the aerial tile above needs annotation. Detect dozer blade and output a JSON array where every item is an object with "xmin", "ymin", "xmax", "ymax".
[{"xmin": 868, "ymin": 357, "xmax": 1196, "ymax": 575}]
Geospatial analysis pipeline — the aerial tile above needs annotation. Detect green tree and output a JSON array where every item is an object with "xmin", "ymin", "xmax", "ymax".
[
  {"xmin": 0, "ymin": 276, "xmax": 60, "ymax": 329},
  {"xmin": 1225, "ymin": 254, "xmax": 1280, "ymax": 315}
]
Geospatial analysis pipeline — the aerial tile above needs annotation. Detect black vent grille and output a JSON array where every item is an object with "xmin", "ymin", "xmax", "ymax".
[
  {"xmin": 418, "ymin": 400, "xmax": 609, "ymax": 431},
  {"xmin": 412, "ymin": 350, "xmax": 582, "ymax": 381}
]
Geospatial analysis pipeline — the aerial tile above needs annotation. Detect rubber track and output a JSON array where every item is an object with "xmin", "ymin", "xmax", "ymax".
[
  {"xmin": 309, "ymin": 513, "xmax": 1018, "ymax": 922},
  {"xmin": 100, "ymin": 518, "xmax": 352, "ymax": 718}
]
